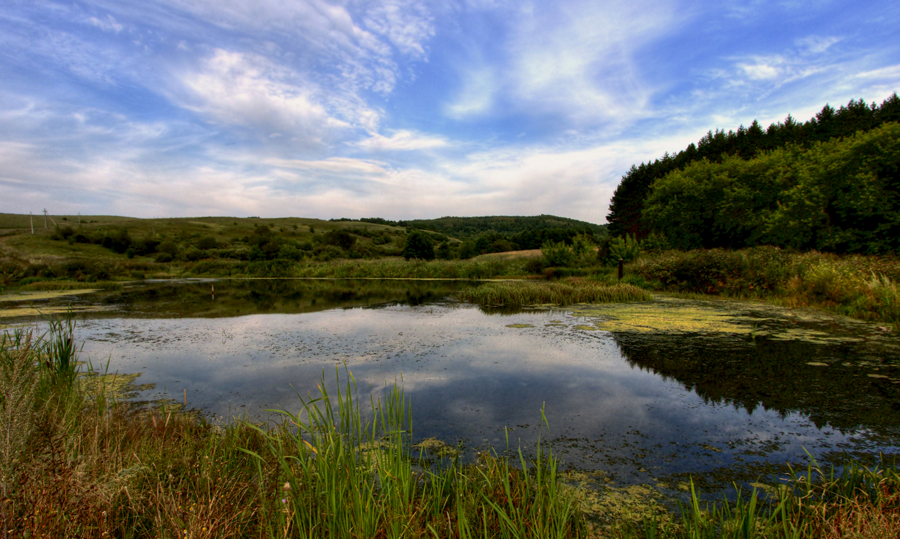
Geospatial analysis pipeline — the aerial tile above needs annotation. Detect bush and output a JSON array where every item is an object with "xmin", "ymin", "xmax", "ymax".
[
  {"xmin": 602, "ymin": 234, "xmax": 641, "ymax": 265},
  {"xmin": 196, "ymin": 236, "xmax": 219, "ymax": 250},
  {"xmin": 402, "ymin": 231, "xmax": 435, "ymax": 260},
  {"xmin": 541, "ymin": 240, "xmax": 574, "ymax": 267}
]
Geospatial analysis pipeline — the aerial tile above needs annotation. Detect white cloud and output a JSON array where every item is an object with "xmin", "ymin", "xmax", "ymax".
[
  {"xmin": 795, "ymin": 35, "xmax": 841, "ymax": 55},
  {"xmin": 445, "ymin": 66, "xmax": 496, "ymax": 119},
  {"xmin": 444, "ymin": 0, "xmax": 682, "ymax": 126},
  {"xmin": 177, "ymin": 49, "xmax": 363, "ymax": 147},
  {"xmin": 737, "ymin": 57, "xmax": 784, "ymax": 80},
  {"xmin": 265, "ymin": 157, "xmax": 389, "ymax": 175},
  {"xmin": 87, "ymin": 14, "xmax": 123, "ymax": 34},
  {"xmin": 356, "ymin": 130, "xmax": 449, "ymax": 151},
  {"xmin": 362, "ymin": 0, "xmax": 435, "ymax": 59}
]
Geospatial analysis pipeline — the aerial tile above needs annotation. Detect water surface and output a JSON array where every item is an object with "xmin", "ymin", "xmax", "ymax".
[{"xmin": 5, "ymin": 279, "xmax": 900, "ymax": 499}]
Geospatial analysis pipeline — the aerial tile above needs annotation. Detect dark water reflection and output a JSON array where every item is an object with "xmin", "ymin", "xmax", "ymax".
[{"xmin": 8, "ymin": 279, "xmax": 900, "ymax": 496}]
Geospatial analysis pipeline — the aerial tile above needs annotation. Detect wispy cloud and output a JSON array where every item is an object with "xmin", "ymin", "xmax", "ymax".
[
  {"xmin": 1, "ymin": 0, "xmax": 898, "ymax": 221},
  {"xmin": 175, "ymin": 49, "xmax": 355, "ymax": 148},
  {"xmin": 356, "ymin": 130, "xmax": 449, "ymax": 151}
]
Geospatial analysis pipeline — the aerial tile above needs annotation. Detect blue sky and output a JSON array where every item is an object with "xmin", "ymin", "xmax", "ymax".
[{"xmin": 1, "ymin": 0, "xmax": 898, "ymax": 224}]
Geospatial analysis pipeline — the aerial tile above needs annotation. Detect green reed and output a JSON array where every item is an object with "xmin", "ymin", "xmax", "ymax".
[
  {"xmin": 1, "ymin": 323, "xmax": 587, "ymax": 538},
  {"xmin": 456, "ymin": 281, "xmax": 652, "ymax": 307}
]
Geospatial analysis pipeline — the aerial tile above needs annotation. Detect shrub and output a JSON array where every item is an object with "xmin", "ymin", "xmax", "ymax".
[
  {"xmin": 602, "ymin": 234, "xmax": 641, "ymax": 265},
  {"xmin": 541, "ymin": 240, "xmax": 574, "ymax": 267},
  {"xmin": 402, "ymin": 230, "xmax": 435, "ymax": 260}
]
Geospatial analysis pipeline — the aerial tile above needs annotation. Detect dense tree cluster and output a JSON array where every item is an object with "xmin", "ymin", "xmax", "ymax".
[
  {"xmin": 50, "ymin": 223, "xmax": 407, "ymax": 262},
  {"xmin": 642, "ymin": 122, "xmax": 900, "ymax": 254},
  {"xmin": 398, "ymin": 215, "xmax": 607, "ymax": 239},
  {"xmin": 607, "ymin": 94, "xmax": 900, "ymax": 240}
]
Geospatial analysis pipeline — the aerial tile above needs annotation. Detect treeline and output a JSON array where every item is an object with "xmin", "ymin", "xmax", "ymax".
[
  {"xmin": 608, "ymin": 94, "xmax": 900, "ymax": 240},
  {"xmin": 643, "ymin": 122, "xmax": 900, "ymax": 253},
  {"xmin": 50, "ymin": 223, "xmax": 404, "ymax": 262},
  {"xmin": 423, "ymin": 228, "xmax": 600, "ymax": 261},
  {"xmin": 383, "ymin": 215, "xmax": 607, "ymax": 239}
]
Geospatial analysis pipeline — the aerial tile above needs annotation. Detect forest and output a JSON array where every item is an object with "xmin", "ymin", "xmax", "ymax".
[{"xmin": 607, "ymin": 94, "xmax": 900, "ymax": 254}]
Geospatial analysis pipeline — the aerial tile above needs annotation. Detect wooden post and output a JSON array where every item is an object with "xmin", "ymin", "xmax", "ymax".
[
  {"xmin": 30, "ymin": 212, "xmax": 34, "ymax": 234},
  {"xmin": 43, "ymin": 209, "xmax": 48, "ymax": 229},
  {"xmin": 618, "ymin": 258, "xmax": 624, "ymax": 281}
]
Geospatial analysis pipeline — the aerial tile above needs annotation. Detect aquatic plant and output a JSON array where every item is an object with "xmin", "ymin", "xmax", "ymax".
[
  {"xmin": 0, "ymin": 324, "xmax": 586, "ymax": 537},
  {"xmin": 456, "ymin": 280, "xmax": 652, "ymax": 306}
]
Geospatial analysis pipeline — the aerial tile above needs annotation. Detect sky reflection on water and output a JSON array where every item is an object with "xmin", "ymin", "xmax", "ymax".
[{"xmin": 40, "ymin": 279, "xmax": 898, "ymax": 493}]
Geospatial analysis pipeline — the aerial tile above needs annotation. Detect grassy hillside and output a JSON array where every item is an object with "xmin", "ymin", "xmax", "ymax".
[{"xmin": 0, "ymin": 214, "xmax": 411, "ymax": 285}]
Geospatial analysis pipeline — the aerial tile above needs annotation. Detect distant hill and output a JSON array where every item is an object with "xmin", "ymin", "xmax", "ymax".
[{"xmin": 362, "ymin": 215, "xmax": 607, "ymax": 239}]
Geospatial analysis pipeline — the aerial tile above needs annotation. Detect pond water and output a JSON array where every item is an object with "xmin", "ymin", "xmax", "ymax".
[{"xmin": 4, "ymin": 278, "xmax": 900, "ymax": 500}]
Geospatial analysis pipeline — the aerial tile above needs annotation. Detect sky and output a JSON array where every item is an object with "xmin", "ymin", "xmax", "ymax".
[{"xmin": 1, "ymin": 1, "xmax": 899, "ymax": 224}]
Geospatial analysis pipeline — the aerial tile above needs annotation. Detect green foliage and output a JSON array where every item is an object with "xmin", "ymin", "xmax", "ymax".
[
  {"xmin": 1, "ymin": 332, "xmax": 587, "ymax": 538},
  {"xmin": 641, "ymin": 122, "xmax": 900, "ymax": 254},
  {"xmin": 608, "ymin": 93, "xmax": 900, "ymax": 238},
  {"xmin": 196, "ymin": 236, "xmax": 218, "ymax": 250},
  {"xmin": 456, "ymin": 280, "xmax": 652, "ymax": 306},
  {"xmin": 541, "ymin": 240, "xmax": 575, "ymax": 267},
  {"xmin": 400, "ymin": 214, "xmax": 607, "ymax": 239},
  {"xmin": 435, "ymin": 241, "xmax": 452, "ymax": 260},
  {"xmin": 402, "ymin": 230, "xmax": 435, "ymax": 260},
  {"xmin": 603, "ymin": 234, "xmax": 641, "ymax": 265},
  {"xmin": 323, "ymin": 229, "xmax": 356, "ymax": 250}
]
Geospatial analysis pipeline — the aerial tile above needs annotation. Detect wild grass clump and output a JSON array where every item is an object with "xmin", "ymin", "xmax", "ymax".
[
  {"xmin": 456, "ymin": 280, "xmax": 652, "ymax": 307},
  {"xmin": 290, "ymin": 257, "xmax": 533, "ymax": 280},
  {"xmin": 1, "ymin": 321, "xmax": 586, "ymax": 537},
  {"xmin": 629, "ymin": 247, "xmax": 900, "ymax": 328},
  {"xmin": 615, "ymin": 458, "xmax": 900, "ymax": 539}
]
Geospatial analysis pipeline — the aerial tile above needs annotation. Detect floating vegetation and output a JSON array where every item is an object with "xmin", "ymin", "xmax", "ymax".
[
  {"xmin": 0, "ymin": 288, "xmax": 98, "ymax": 302},
  {"xmin": 569, "ymin": 296, "xmax": 892, "ymax": 347},
  {"xmin": 0, "ymin": 304, "xmax": 116, "ymax": 319},
  {"xmin": 505, "ymin": 323, "xmax": 534, "ymax": 328},
  {"xmin": 456, "ymin": 280, "xmax": 652, "ymax": 307}
]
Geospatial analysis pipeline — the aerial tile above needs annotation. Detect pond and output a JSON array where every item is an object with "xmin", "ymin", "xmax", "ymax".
[{"xmin": 3, "ymin": 278, "xmax": 900, "ymax": 503}]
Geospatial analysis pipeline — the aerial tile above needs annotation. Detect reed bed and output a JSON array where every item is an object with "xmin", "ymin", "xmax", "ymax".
[
  {"xmin": 0, "ymin": 320, "xmax": 585, "ymax": 538},
  {"xmin": 4, "ymin": 319, "xmax": 899, "ymax": 538},
  {"xmin": 456, "ymin": 281, "xmax": 652, "ymax": 307},
  {"xmin": 629, "ymin": 247, "xmax": 900, "ymax": 329}
]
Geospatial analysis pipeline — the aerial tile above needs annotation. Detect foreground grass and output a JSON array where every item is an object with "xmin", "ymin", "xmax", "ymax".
[
  {"xmin": 4, "ymin": 318, "xmax": 900, "ymax": 538},
  {"xmin": 1, "ymin": 321, "xmax": 585, "ymax": 538},
  {"xmin": 456, "ymin": 280, "xmax": 652, "ymax": 307}
]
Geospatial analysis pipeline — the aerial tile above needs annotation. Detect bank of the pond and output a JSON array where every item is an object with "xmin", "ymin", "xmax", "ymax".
[
  {"xmin": 588, "ymin": 247, "xmax": 900, "ymax": 330},
  {"xmin": 4, "ymin": 320, "xmax": 900, "ymax": 538},
  {"xmin": 4, "ymin": 246, "xmax": 900, "ymax": 329}
]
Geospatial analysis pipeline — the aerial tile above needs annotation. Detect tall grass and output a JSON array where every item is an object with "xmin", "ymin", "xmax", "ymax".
[
  {"xmin": 0, "ymin": 321, "xmax": 586, "ymax": 537},
  {"xmin": 628, "ymin": 247, "xmax": 900, "ymax": 329},
  {"xmin": 456, "ymin": 280, "xmax": 652, "ymax": 307},
  {"xmin": 616, "ymin": 457, "xmax": 900, "ymax": 539}
]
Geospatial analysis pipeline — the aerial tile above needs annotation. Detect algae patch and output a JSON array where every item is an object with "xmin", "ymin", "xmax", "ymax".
[
  {"xmin": 78, "ymin": 372, "xmax": 152, "ymax": 400},
  {"xmin": 568, "ymin": 295, "xmax": 888, "ymax": 346},
  {"xmin": 505, "ymin": 323, "xmax": 534, "ymax": 329},
  {"xmin": 413, "ymin": 437, "xmax": 458, "ymax": 457},
  {"xmin": 0, "ymin": 289, "xmax": 99, "ymax": 302},
  {"xmin": 562, "ymin": 470, "xmax": 673, "ymax": 529},
  {"xmin": 0, "ymin": 305, "xmax": 116, "ymax": 318}
]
